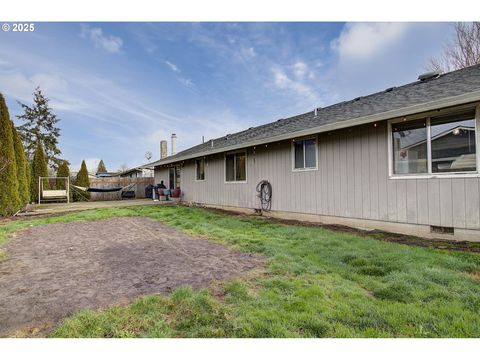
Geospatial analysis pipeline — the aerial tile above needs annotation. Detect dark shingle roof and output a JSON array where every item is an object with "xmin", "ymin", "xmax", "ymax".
[{"xmin": 151, "ymin": 64, "xmax": 480, "ymax": 166}]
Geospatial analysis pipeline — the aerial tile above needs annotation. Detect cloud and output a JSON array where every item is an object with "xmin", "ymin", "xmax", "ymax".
[
  {"xmin": 162, "ymin": 60, "xmax": 196, "ymax": 89},
  {"xmin": 80, "ymin": 24, "xmax": 123, "ymax": 53},
  {"xmin": 271, "ymin": 64, "xmax": 319, "ymax": 103},
  {"xmin": 146, "ymin": 108, "xmax": 247, "ymax": 156},
  {"xmin": 164, "ymin": 60, "xmax": 180, "ymax": 73},
  {"xmin": 292, "ymin": 61, "xmax": 315, "ymax": 80},
  {"xmin": 326, "ymin": 23, "xmax": 455, "ymax": 102},
  {"xmin": 239, "ymin": 46, "xmax": 256, "ymax": 61},
  {"xmin": 187, "ymin": 25, "xmax": 257, "ymax": 64},
  {"xmin": 331, "ymin": 23, "xmax": 408, "ymax": 60},
  {"xmin": 0, "ymin": 66, "xmax": 86, "ymax": 111},
  {"xmin": 162, "ymin": 60, "xmax": 195, "ymax": 88},
  {"xmin": 293, "ymin": 62, "xmax": 308, "ymax": 79},
  {"xmin": 178, "ymin": 77, "xmax": 195, "ymax": 88}
]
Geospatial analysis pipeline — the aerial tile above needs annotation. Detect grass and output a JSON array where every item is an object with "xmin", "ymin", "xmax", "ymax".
[{"xmin": 2, "ymin": 205, "xmax": 480, "ymax": 337}]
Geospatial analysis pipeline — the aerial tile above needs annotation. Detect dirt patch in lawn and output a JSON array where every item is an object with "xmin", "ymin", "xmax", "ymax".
[{"xmin": 0, "ymin": 217, "xmax": 264, "ymax": 337}]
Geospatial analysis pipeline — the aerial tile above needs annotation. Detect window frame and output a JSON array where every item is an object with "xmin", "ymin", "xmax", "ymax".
[
  {"xmin": 291, "ymin": 136, "xmax": 318, "ymax": 172},
  {"xmin": 224, "ymin": 150, "xmax": 248, "ymax": 183},
  {"xmin": 195, "ymin": 158, "xmax": 206, "ymax": 182},
  {"xmin": 388, "ymin": 103, "xmax": 480, "ymax": 179}
]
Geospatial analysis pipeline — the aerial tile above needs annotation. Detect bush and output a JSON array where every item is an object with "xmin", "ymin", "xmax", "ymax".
[
  {"xmin": 12, "ymin": 126, "xmax": 30, "ymax": 205},
  {"xmin": 56, "ymin": 160, "xmax": 71, "ymax": 200},
  {"xmin": 97, "ymin": 159, "xmax": 107, "ymax": 173},
  {"xmin": 74, "ymin": 160, "xmax": 90, "ymax": 200},
  {"xmin": 0, "ymin": 93, "xmax": 20, "ymax": 216},
  {"xmin": 30, "ymin": 140, "xmax": 49, "ymax": 203}
]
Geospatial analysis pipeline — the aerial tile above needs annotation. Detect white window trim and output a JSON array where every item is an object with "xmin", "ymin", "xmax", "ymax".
[
  {"xmin": 388, "ymin": 104, "xmax": 480, "ymax": 180},
  {"xmin": 194, "ymin": 158, "xmax": 206, "ymax": 182},
  {"xmin": 291, "ymin": 136, "xmax": 318, "ymax": 172},
  {"xmin": 224, "ymin": 150, "xmax": 248, "ymax": 183}
]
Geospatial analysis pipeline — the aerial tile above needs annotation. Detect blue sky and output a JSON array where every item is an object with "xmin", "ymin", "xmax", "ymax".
[{"xmin": 0, "ymin": 22, "xmax": 454, "ymax": 171}]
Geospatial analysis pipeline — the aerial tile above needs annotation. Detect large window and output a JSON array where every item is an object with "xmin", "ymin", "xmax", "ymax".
[
  {"xmin": 195, "ymin": 158, "xmax": 205, "ymax": 180},
  {"xmin": 293, "ymin": 138, "xmax": 317, "ymax": 170},
  {"xmin": 391, "ymin": 108, "xmax": 477, "ymax": 175},
  {"xmin": 431, "ymin": 111, "xmax": 476, "ymax": 172},
  {"xmin": 225, "ymin": 151, "xmax": 246, "ymax": 182},
  {"xmin": 392, "ymin": 119, "xmax": 428, "ymax": 174}
]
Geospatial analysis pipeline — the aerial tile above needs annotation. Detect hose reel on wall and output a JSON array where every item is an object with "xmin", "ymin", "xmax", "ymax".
[{"xmin": 256, "ymin": 180, "xmax": 272, "ymax": 212}]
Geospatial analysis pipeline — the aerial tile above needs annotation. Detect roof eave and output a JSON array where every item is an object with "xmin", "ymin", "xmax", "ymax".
[{"xmin": 148, "ymin": 90, "xmax": 480, "ymax": 167}]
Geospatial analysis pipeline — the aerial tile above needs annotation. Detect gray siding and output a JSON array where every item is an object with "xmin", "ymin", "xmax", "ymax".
[
  {"xmin": 154, "ymin": 167, "xmax": 169, "ymax": 186},
  {"xmin": 158, "ymin": 121, "xmax": 480, "ymax": 230}
]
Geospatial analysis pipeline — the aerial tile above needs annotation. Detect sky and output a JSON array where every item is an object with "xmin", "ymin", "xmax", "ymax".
[{"xmin": 0, "ymin": 22, "xmax": 455, "ymax": 172}]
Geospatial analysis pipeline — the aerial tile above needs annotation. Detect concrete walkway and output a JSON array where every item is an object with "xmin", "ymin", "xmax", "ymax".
[{"xmin": 16, "ymin": 199, "xmax": 174, "ymax": 218}]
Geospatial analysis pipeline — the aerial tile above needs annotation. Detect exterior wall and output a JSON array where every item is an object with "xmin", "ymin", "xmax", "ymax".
[
  {"xmin": 154, "ymin": 166, "xmax": 180, "ymax": 189},
  {"xmin": 154, "ymin": 167, "xmax": 169, "ymax": 186},
  {"xmin": 156, "ymin": 121, "xmax": 480, "ymax": 239}
]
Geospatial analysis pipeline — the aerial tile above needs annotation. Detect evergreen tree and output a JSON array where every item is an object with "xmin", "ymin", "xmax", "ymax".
[
  {"xmin": 12, "ymin": 125, "xmax": 30, "ymax": 206},
  {"xmin": 96, "ymin": 159, "xmax": 107, "ymax": 173},
  {"xmin": 75, "ymin": 160, "xmax": 90, "ymax": 200},
  {"xmin": 56, "ymin": 160, "xmax": 71, "ymax": 201},
  {"xmin": 16, "ymin": 87, "xmax": 62, "ymax": 168},
  {"xmin": 0, "ymin": 93, "xmax": 20, "ymax": 215},
  {"xmin": 30, "ymin": 140, "xmax": 49, "ymax": 203},
  {"xmin": 56, "ymin": 160, "xmax": 70, "ymax": 189}
]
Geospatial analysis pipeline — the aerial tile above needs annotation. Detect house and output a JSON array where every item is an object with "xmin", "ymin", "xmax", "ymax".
[
  {"xmin": 116, "ymin": 167, "xmax": 154, "ymax": 179},
  {"xmin": 95, "ymin": 171, "xmax": 118, "ymax": 178},
  {"xmin": 147, "ymin": 64, "xmax": 480, "ymax": 241}
]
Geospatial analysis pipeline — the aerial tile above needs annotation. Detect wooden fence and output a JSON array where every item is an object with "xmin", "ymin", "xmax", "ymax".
[{"xmin": 86, "ymin": 177, "xmax": 154, "ymax": 201}]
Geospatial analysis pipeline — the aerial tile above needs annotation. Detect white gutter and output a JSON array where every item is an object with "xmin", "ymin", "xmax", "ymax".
[{"xmin": 147, "ymin": 90, "xmax": 480, "ymax": 167}]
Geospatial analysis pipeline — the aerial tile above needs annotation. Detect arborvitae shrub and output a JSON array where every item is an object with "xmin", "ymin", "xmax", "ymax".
[
  {"xmin": 56, "ymin": 160, "xmax": 71, "ymax": 200},
  {"xmin": 96, "ymin": 159, "xmax": 107, "ymax": 173},
  {"xmin": 0, "ymin": 93, "xmax": 20, "ymax": 216},
  {"xmin": 12, "ymin": 125, "xmax": 30, "ymax": 206},
  {"xmin": 75, "ymin": 160, "xmax": 90, "ymax": 200},
  {"xmin": 30, "ymin": 140, "xmax": 49, "ymax": 203}
]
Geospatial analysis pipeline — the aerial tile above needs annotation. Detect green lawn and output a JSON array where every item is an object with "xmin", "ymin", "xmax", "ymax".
[{"xmin": 2, "ymin": 205, "xmax": 480, "ymax": 337}]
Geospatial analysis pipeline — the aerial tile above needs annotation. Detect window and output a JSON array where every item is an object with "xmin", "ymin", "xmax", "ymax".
[
  {"xmin": 293, "ymin": 138, "xmax": 317, "ymax": 170},
  {"xmin": 225, "ymin": 151, "xmax": 246, "ymax": 182},
  {"xmin": 392, "ymin": 119, "xmax": 428, "ymax": 174},
  {"xmin": 391, "ymin": 108, "xmax": 477, "ymax": 175},
  {"xmin": 431, "ymin": 111, "xmax": 476, "ymax": 173},
  {"xmin": 195, "ymin": 158, "xmax": 205, "ymax": 180}
]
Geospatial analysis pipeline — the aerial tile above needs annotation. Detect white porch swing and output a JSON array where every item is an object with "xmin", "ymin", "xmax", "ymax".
[{"xmin": 38, "ymin": 176, "xmax": 70, "ymax": 204}]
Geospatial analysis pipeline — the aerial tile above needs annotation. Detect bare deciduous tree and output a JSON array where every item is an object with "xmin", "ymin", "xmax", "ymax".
[
  {"xmin": 429, "ymin": 22, "xmax": 480, "ymax": 72},
  {"xmin": 118, "ymin": 163, "xmax": 129, "ymax": 172}
]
